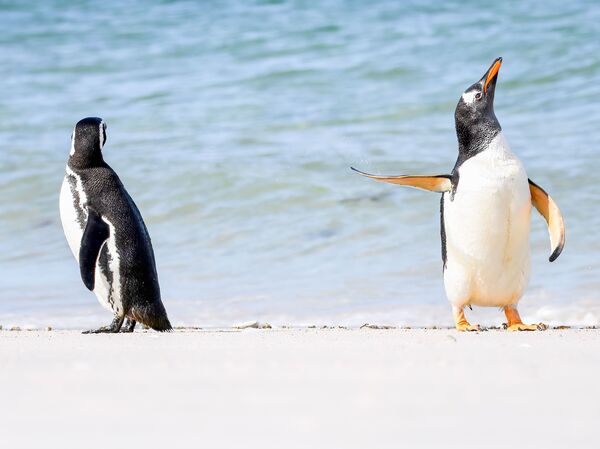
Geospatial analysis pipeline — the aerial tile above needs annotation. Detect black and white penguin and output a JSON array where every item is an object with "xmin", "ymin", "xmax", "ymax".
[
  {"xmin": 352, "ymin": 58, "xmax": 565, "ymax": 331},
  {"xmin": 59, "ymin": 117, "xmax": 172, "ymax": 333}
]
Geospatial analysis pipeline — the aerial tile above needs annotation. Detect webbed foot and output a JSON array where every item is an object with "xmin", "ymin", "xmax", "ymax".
[
  {"xmin": 504, "ymin": 322, "xmax": 548, "ymax": 332},
  {"xmin": 452, "ymin": 306, "xmax": 481, "ymax": 332},
  {"xmin": 504, "ymin": 306, "xmax": 547, "ymax": 332},
  {"xmin": 82, "ymin": 316, "xmax": 124, "ymax": 334},
  {"xmin": 120, "ymin": 318, "xmax": 136, "ymax": 333}
]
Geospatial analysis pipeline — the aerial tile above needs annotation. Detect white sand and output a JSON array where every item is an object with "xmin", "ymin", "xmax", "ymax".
[{"xmin": 1, "ymin": 328, "xmax": 599, "ymax": 449}]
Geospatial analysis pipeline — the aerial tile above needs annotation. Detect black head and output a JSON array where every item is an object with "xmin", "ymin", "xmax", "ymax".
[
  {"xmin": 69, "ymin": 117, "xmax": 107, "ymax": 168},
  {"xmin": 454, "ymin": 58, "xmax": 503, "ymax": 157}
]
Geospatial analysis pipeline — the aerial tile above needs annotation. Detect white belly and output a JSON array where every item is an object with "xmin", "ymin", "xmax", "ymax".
[
  {"xmin": 443, "ymin": 133, "xmax": 531, "ymax": 307},
  {"xmin": 59, "ymin": 169, "xmax": 122, "ymax": 314}
]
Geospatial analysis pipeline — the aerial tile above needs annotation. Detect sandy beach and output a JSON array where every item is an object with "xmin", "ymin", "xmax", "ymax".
[{"xmin": 1, "ymin": 327, "xmax": 599, "ymax": 449}]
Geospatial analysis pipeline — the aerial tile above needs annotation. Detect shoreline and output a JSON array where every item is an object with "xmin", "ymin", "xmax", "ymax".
[
  {"xmin": 0, "ymin": 323, "xmax": 598, "ymax": 332},
  {"xmin": 3, "ymin": 298, "xmax": 600, "ymax": 332}
]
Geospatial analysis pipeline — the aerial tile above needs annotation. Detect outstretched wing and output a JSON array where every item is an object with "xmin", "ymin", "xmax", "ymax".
[
  {"xmin": 79, "ymin": 207, "xmax": 110, "ymax": 290},
  {"xmin": 351, "ymin": 167, "xmax": 452, "ymax": 193},
  {"xmin": 529, "ymin": 179, "xmax": 565, "ymax": 262}
]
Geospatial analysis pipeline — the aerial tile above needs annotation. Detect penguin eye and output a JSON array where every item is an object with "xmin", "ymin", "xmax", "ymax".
[{"xmin": 475, "ymin": 92, "xmax": 482, "ymax": 101}]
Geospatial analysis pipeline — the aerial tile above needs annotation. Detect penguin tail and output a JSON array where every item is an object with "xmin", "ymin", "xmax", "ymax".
[{"xmin": 130, "ymin": 302, "xmax": 173, "ymax": 332}]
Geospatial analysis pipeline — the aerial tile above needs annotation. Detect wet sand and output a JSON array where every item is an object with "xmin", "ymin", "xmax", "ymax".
[{"xmin": 1, "ymin": 328, "xmax": 599, "ymax": 449}]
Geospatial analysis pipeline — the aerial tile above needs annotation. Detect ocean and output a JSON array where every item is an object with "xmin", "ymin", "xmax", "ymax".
[{"xmin": 1, "ymin": 0, "xmax": 599, "ymax": 328}]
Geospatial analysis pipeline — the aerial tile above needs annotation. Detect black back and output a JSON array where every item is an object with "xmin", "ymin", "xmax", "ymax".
[{"xmin": 67, "ymin": 117, "xmax": 171, "ymax": 330}]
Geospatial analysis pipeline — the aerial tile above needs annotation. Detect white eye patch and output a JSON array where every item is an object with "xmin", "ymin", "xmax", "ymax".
[{"xmin": 461, "ymin": 90, "xmax": 480, "ymax": 105}]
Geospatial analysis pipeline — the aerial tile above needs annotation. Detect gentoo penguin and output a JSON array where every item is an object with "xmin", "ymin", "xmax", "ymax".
[
  {"xmin": 352, "ymin": 58, "xmax": 565, "ymax": 331},
  {"xmin": 59, "ymin": 117, "xmax": 172, "ymax": 333}
]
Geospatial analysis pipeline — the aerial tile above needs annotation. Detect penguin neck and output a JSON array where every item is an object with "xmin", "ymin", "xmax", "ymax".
[
  {"xmin": 455, "ymin": 117, "xmax": 501, "ymax": 163},
  {"xmin": 67, "ymin": 152, "xmax": 106, "ymax": 171}
]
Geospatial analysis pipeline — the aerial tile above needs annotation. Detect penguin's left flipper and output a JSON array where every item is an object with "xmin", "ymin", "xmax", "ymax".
[
  {"xmin": 79, "ymin": 207, "xmax": 110, "ymax": 291},
  {"xmin": 528, "ymin": 179, "xmax": 565, "ymax": 262},
  {"xmin": 351, "ymin": 167, "xmax": 452, "ymax": 193}
]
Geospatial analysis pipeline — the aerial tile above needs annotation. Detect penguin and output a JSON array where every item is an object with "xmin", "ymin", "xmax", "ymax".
[
  {"xmin": 59, "ymin": 117, "xmax": 172, "ymax": 333},
  {"xmin": 352, "ymin": 58, "xmax": 565, "ymax": 331}
]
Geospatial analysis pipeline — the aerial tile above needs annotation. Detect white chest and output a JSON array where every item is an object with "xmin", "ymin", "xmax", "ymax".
[
  {"xmin": 447, "ymin": 133, "xmax": 531, "ymax": 232},
  {"xmin": 443, "ymin": 133, "xmax": 532, "ymax": 306}
]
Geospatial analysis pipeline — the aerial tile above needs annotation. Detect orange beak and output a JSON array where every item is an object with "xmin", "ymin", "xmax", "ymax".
[{"xmin": 483, "ymin": 58, "xmax": 502, "ymax": 93}]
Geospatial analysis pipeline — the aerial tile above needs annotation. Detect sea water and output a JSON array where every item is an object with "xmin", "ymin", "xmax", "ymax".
[{"xmin": 1, "ymin": 0, "xmax": 599, "ymax": 328}]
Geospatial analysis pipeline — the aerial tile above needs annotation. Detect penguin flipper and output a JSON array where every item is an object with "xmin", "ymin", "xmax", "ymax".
[
  {"xmin": 528, "ymin": 179, "xmax": 565, "ymax": 262},
  {"xmin": 351, "ymin": 167, "xmax": 452, "ymax": 193},
  {"xmin": 79, "ymin": 207, "xmax": 110, "ymax": 290}
]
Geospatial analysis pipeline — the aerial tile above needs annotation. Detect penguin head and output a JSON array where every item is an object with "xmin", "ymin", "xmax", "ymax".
[
  {"xmin": 69, "ymin": 117, "xmax": 107, "ymax": 167},
  {"xmin": 454, "ymin": 58, "xmax": 503, "ymax": 153}
]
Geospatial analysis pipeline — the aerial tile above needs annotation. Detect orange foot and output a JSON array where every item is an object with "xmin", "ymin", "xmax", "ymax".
[
  {"xmin": 504, "ymin": 322, "xmax": 548, "ymax": 331},
  {"xmin": 453, "ymin": 307, "xmax": 481, "ymax": 332},
  {"xmin": 504, "ymin": 307, "xmax": 548, "ymax": 331},
  {"xmin": 456, "ymin": 322, "xmax": 481, "ymax": 332}
]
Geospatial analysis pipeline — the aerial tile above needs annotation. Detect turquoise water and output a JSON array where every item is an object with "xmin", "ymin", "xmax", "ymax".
[{"xmin": 1, "ymin": 0, "xmax": 599, "ymax": 328}]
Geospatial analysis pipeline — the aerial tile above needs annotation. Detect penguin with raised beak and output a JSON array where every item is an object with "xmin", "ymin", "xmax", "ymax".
[{"xmin": 353, "ymin": 58, "xmax": 565, "ymax": 331}]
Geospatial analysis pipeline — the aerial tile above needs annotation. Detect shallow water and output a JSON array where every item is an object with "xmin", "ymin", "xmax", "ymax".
[{"xmin": 1, "ymin": 0, "xmax": 599, "ymax": 328}]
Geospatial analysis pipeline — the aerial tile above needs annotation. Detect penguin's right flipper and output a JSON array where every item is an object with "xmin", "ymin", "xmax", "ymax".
[
  {"xmin": 528, "ymin": 179, "xmax": 565, "ymax": 262},
  {"xmin": 351, "ymin": 167, "xmax": 452, "ymax": 193},
  {"xmin": 79, "ymin": 207, "xmax": 110, "ymax": 291}
]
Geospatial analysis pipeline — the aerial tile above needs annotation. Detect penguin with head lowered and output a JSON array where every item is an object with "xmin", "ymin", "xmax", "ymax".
[
  {"xmin": 60, "ymin": 117, "xmax": 172, "ymax": 333},
  {"xmin": 352, "ymin": 58, "xmax": 565, "ymax": 331}
]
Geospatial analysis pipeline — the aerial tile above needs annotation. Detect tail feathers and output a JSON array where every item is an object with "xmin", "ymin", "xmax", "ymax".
[{"xmin": 130, "ymin": 302, "xmax": 172, "ymax": 332}]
